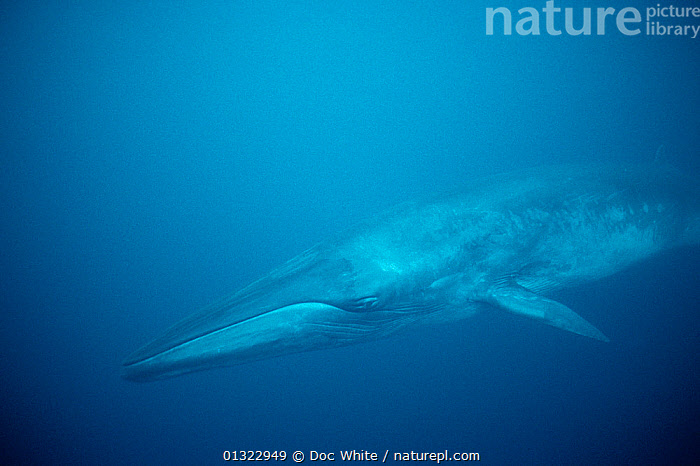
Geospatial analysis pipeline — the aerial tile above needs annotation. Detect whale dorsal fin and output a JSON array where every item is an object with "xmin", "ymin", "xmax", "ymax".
[
  {"xmin": 483, "ymin": 282, "xmax": 609, "ymax": 342},
  {"xmin": 654, "ymin": 144, "xmax": 667, "ymax": 164}
]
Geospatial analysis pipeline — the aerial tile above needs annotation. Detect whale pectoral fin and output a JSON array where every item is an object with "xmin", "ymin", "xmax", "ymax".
[{"xmin": 484, "ymin": 284, "xmax": 610, "ymax": 342}]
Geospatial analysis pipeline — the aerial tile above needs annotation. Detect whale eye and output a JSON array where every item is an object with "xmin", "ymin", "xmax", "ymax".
[{"xmin": 347, "ymin": 296, "xmax": 379, "ymax": 311}]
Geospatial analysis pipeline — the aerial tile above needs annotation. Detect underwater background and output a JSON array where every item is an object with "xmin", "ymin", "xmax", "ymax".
[{"xmin": 1, "ymin": 1, "xmax": 698, "ymax": 464}]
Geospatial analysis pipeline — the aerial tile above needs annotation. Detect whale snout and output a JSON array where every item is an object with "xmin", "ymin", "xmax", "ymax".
[{"xmin": 122, "ymin": 302, "xmax": 402, "ymax": 382}]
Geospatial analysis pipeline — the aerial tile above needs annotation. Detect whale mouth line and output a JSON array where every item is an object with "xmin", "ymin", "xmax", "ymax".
[{"xmin": 121, "ymin": 301, "xmax": 347, "ymax": 368}]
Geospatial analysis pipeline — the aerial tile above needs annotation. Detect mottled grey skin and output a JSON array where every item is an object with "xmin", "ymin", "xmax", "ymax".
[{"xmin": 122, "ymin": 162, "xmax": 699, "ymax": 381}]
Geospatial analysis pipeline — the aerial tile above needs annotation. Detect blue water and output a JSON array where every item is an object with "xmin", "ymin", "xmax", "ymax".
[{"xmin": 1, "ymin": 1, "xmax": 698, "ymax": 464}]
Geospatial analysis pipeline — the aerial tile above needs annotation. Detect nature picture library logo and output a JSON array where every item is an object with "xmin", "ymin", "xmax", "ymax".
[{"xmin": 485, "ymin": 1, "xmax": 700, "ymax": 38}]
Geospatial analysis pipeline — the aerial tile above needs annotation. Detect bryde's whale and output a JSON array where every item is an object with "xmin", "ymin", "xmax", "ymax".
[{"xmin": 122, "ymin": 161, "xmax": 699, "ymax": 381}]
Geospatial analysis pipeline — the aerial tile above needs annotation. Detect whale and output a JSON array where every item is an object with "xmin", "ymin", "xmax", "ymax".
[{"xmin": 122, "ymin": 160, "xmax": 699, "ymax": 381}]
